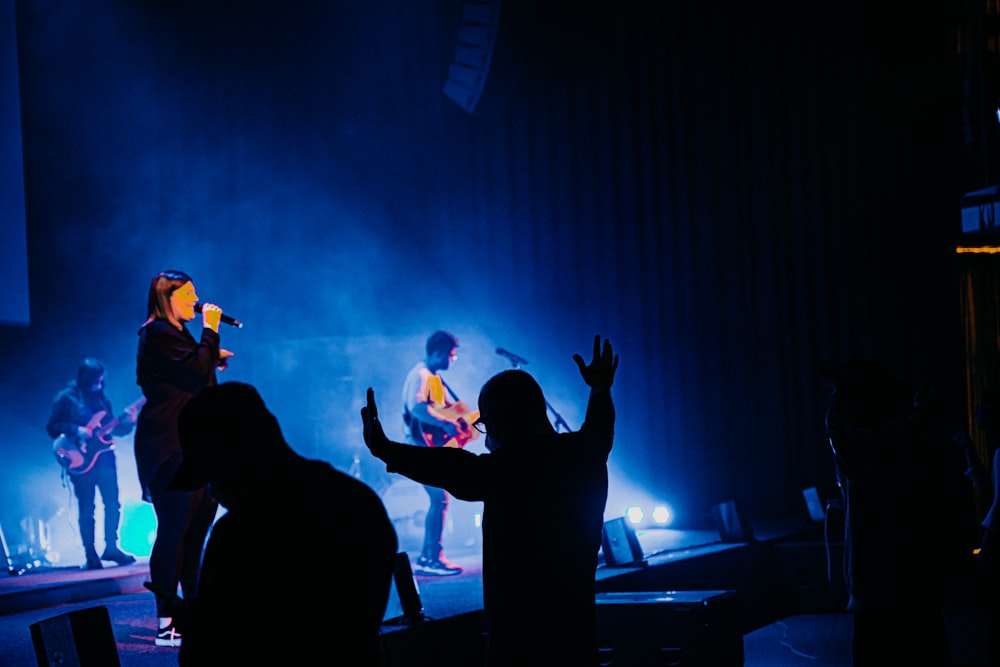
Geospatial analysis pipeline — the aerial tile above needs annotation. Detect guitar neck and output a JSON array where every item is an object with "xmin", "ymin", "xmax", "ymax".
[
  {"xmin": 94, "ymin": 417, "xmax": 121, "ymax": 439},
  {"xmin": 94, "ymin": 397, "xmax": 146, "ymax": 440}
]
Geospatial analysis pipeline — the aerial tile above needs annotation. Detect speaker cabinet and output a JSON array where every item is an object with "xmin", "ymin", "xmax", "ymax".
[
  {"xmin": 443, "ymin": 0, "xmax": 502, "ymax": 113},
  {"xmin": 30, "ymin": 605, "xmax": 121, "ymax": 667},
  {"xmin": 601, "ymin": 517, "xmax": 645, "ymax": 567},
  {"xmin": 596, "ymin": 590, "xmax": 743, "ymax": 667},
  {"xmin": 712, "ymin": 500, "xmax": 754, "ymax": 542}
]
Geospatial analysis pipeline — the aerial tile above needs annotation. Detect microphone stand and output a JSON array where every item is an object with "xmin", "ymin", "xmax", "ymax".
[
  {"xmin": 502, "ymin": 358, "xmax": 573, "ymax": 433},
  {"xmin": 548, "ymin": 404, "xmax": 572, "ymax": 433}
]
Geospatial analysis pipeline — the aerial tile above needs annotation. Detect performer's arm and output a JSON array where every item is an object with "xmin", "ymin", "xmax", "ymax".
[
  {"xmin": 143, "ymin": 320, "xmax": 221, "ymax": 392},
  {"xmin": 110, "ymin": 399, "xmax": 140, "ymax": 437},
  {"xmin": 45, "ymin": 392, "xmax": 87, "ymax": 441}
]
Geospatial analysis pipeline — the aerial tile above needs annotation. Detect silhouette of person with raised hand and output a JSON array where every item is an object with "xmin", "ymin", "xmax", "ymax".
[
  {"xmin": 161, "ymin": 381, "xmax": 397, "ymax": 667},
  {"xmin": 823, "ymin": 359, "xmax": 968, "ymax": 667},
  {"xmin": 362, "ymin": 335, "xmax": 618, "ymax": 666}
]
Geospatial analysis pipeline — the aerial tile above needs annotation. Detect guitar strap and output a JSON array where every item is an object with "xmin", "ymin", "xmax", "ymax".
[{"xmin": 439, "ymin": 378, "xmax": 461, "ymax": 403}]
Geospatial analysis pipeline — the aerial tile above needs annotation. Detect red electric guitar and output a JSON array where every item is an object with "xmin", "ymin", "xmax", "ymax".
[{"xmin": 52, "ymin": 397, "xmax": 146, "ymax": 475}]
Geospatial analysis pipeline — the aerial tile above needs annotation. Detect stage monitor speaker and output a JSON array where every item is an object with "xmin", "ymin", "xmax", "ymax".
[
  {"xmin": 383, "ymin": 552, "xmax": 426, "ymax": 625},
  {"xmin": 801, "ymin": 486, "xmax": 827, "ymax": 522},
  {"xmin": 712, "ymin": 500, "xmax": 754, "ymax": 542},
  {"xmin": 30, "ymin": 605, "xmax": 121, "ymax": 667},
  {"xmin": 601, "ymin": 517, "xmax": 645, "ymax": 567},
  {"xmin": 596, "ymin": 590, "xmax": 743, "ymax": 667}
]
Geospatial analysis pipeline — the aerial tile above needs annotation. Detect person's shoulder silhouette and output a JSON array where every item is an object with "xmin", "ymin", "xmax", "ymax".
[{"xmin": 172, "ymin": 381, "xmax": 397, "ymax": 667}]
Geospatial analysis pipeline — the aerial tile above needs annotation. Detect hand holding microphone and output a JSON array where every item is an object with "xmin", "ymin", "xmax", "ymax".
[
  {"xmin": 194, "ymin": 302, "xmax": 243, "ymax": 328},
  {"xmin": 194, "ymin": 302, "xmax": 240, "ymax": 370}
]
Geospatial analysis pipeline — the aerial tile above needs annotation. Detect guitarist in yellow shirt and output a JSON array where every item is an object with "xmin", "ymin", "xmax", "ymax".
[
  {"xmin": 45, "ymin": 358, "xmax": 139, "ymax": 570},
  {"xmin": 401, "ymin": 330, "xmax": 479, "ymax": 575}
]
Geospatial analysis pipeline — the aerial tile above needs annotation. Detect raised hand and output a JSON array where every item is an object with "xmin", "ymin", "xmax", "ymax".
[
  {"xmin": 360, "ymin": 387, "xmax": 390, "ymax": 458},
  {"xmin": 572, "ymin": 335, "xmax": 618, "ymax": 392}
]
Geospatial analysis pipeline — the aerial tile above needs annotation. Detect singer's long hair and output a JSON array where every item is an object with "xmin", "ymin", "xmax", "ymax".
[{"xmin": 143, "ymin": 269, "xmax": 193, "ymax": 327}]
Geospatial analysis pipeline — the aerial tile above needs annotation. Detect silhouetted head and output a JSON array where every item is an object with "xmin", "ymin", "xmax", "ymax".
[
  {"xmin": 477, "ymin": 369, "xmax": 554, "ymax": 452},
  {"xmin": 76, "ymin": 358, "xmax": 105, "ymax": 395},
  {"xmin": 171, "ymin": 382, "xmax": 288, "ymax": 502},
  {"xmin": 425, "ymin": 330, "xmax": 458, "ymax": 373},
  {"xmin": 821, "ymin": 358, "xmax": 912, "ymax": 425}
]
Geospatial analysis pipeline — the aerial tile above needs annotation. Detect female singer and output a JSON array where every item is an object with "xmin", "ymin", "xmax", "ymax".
[{"xmin": 134, "ymin": 269, "xmax": 233, "ymax": 647}]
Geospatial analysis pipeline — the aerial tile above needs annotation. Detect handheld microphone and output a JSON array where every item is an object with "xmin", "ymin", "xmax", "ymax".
[
  {"xmin": 495, "ymin": 347, "xmax": 528, "ymax": 366},
  {"xmin": 194, "ymin": 302, "xmax": 243, "ymax": 328}
]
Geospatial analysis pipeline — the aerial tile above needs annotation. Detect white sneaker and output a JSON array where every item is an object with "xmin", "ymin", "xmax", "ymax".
[{"xmin": 155, "ymin": 623, "xmax": 181, "ymax": 647}]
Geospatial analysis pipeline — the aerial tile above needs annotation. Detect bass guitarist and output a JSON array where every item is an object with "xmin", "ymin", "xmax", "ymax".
[
  {"xmin": 45, "ymin": 357, "xmax": 139, "ymax": 569},
  {"xmin": 401, "ymin": 330, "xmax": 478, "ymax": 575}
]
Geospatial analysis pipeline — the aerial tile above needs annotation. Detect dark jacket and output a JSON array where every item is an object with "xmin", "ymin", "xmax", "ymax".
[
  {"xmin": 134, "ymin": 320, "xmax": 220, "ymax": 496},
  {"xmin": 46, "ymin": 383, "xmax": 125, "ymax": 472},
  {"xmin": 178, "ymin": 459, "xmax": 397, "ymax": 667},
  {"xmin": 379, "ymin": 388, "xmax": 615, "ymax": 666}
]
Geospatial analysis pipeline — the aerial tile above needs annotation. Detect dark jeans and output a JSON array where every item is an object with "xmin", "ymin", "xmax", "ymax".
[
  {"xmin": 69, "ymin": 457, "xmax": 122, "ymax": 559},
  {"xmin": 421, "ymin": 484, "xmax": 449, "ymax": 561},
  {"xmin": 147, "ymin": 455, "xmax": 219, "ymax": 617}
]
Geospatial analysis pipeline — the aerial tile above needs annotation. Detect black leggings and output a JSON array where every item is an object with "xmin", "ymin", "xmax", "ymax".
[{"xmin": 147, "ymin": 455, "xmax": 219, "ymax": 617}]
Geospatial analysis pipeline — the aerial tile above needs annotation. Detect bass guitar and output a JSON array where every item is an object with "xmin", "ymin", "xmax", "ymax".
[{"xmin": 53, "ymin": 397, "xmax": 146, "ymax": 475}]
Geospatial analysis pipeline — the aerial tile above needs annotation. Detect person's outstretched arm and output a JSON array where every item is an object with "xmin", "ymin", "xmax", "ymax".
[
  {"xmin": 574, "ymin": 335, "xmax": 618, "ymax": 452},
  {"xmin": 362, "ymin": 387, "xmax": 484, "ymax": 496}
]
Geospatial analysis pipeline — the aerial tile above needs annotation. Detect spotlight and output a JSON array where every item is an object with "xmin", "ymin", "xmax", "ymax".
[
  {"xmin": 625, "ymin": 506, "xmax": 644, "ymax": 524},
  {"xmin": 650, "ymin": 505, "xmax": 671, "ymax": 526}
]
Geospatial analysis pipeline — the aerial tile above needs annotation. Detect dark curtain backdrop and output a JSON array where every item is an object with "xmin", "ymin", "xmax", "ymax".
[{"xmin": 0, "ymin": 0, "xmax": 968, "ymax": 553}]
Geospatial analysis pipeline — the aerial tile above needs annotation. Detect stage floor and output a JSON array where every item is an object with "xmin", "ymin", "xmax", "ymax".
[{"xmin": 1, "ymin": 522, "xmax": 990, "ymax": 666}]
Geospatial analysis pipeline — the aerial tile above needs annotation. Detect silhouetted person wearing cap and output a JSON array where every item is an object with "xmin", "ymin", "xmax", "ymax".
[
  {"xmin": 164, "ymin": 381, "xmax": 398, "ymax": 666},
  {"xmin": 823, "ymin": 359, "xmax": 968, "ymax": 667},
  {"xmin": 362, "ymin": 335, "xmax": 618, "ymax": 666}
]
